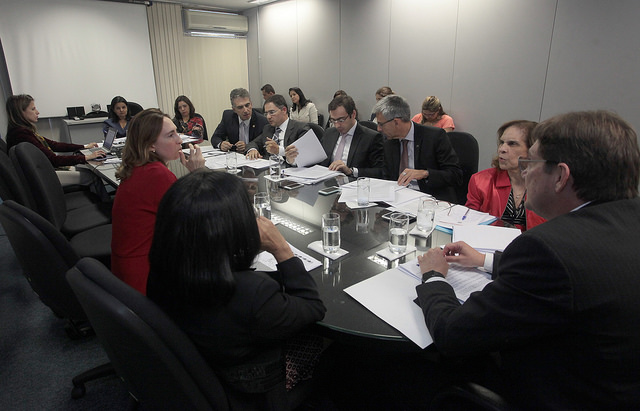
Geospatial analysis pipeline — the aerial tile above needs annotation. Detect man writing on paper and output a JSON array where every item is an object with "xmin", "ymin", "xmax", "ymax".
[
  {"xmin": 374, "ymin": 95, "xmax": 462, "ymax": 203},
  {"xmin": 246, "ymin": 94, "xmax": 310, "ymax": 165},
  {"xmin": 211, "ymin": 88, "xmax": 268, "ymax": 153},
  {"xmin": 415, "ymin": 111, "xmax": 640, "ymax": 409},
  {"xmin": 316, "ymin": 95, "xmax": 385, "ymax": 178}
]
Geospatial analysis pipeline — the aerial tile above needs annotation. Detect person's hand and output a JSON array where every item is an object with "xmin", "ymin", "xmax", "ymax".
[
  {"xmin": 257, "ymin": 216, "xmax": 294, "ymax": 263},
  {"xmin": 180, "ymin": 143, "xmax": 205, "ymax": 172},
  {"xmin": 235, "ymin": 141, "xmax": 246, "ymax": 153},
  {"xmin": 220, "ymin": 141, "xmax": 233, "ymax": 152},
  {"xmin": 443, "ymin": 241, "xmax": 486, "ymax": 267},
  {"xmin": 246, "ymin": 149, "xmax": 261, "ymax": 160},
  {"xmin": 265, "ymin": 138, "xmax": 280, "ymax": 155},
  {"xmin": 418, "ymin": 248, "xmax": 449, "ymax": 277},
  {"xmin": 285, "ymin": 145, "xmax": 298, "ymax": 165},
  {"xmin": 85, "ymin": 149, "xmax": 106, "ymax": 160},
  {"xmin": 84, "ymin": 142, "xmax": 99, "ymax": 149},
  {"xmin": 398, "ymin": 168, "xmax": 428, "ymax": 187},
  {"xmin": 328, "ymin": 160, "xmax": 351, "ymax": 175}
]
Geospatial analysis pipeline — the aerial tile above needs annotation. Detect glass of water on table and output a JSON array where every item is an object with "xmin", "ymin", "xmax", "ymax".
[
  {"xmin": 254, "ymin": 192, "xmax": 271, "ymax": 219},
  {"xmin": 322, "ymin": 213, "xmax": 341, "ymax": 253},
  {"xmin": 388, "ymin": 212, "xmax": 409, "ymax": 254}
]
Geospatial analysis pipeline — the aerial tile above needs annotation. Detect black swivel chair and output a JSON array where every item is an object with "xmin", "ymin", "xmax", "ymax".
[
  {"xmin": 317, "ymin": 113, "xmax": 325, "ymax": 130},
  {"xmin": 10, "ymin": 142, "xmax": 111, "ymax": 238},
  {"xmin": 359, "ymin": 120, "xmax": 378, "ymax": 131},
  {"xmin": 66, "ymin": 257, "xmax": 232, "ymax": 410},
  {"xmin": 0, "ymin": 149, "xmax": 33, "ymax": 206},
  {"xmin": 308, "ymin": 122, "xmax": 325, "ymax": 141},
  {"xmin": 127, "ymin": 102, "xmax": 144, "ymax": 117},
  {"xmin": 431, "ymin": 382, "xmax": 511, "ymax": 411},
  {"xmin": 447, "ymin": 131, "xmax": 479, "ymax": 205},
  {"xmin": 0, "ymin": 133, "xmax": 7, "ymax": 153}
]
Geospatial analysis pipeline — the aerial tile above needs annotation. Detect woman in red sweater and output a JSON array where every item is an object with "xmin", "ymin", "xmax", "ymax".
[
  {"xmin": 466, "ymin": 120, "xmax": 546, "ymax": 231},
  {"xmin": 111, "ymin": 108, "xmax": 204, "ymax": 294}
]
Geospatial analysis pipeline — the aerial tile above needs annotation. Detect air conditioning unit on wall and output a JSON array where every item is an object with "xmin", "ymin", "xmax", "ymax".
[{"xmin": 183, "ymin": 9, "xmax": 248, "ymax": 35}]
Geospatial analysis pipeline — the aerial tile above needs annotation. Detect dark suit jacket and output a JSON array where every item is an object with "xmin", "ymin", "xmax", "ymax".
[
  {"xmin": 211, "ymin": 109, "xmax": 268, "ymax": 148},
  {"xmin": 320, "ymin": 123, "xmax": 385, "ymax": 178},
  {"xmin": 148, "ymin": 257, "xmax": 326, "ymax": 396},
  {"xmin": 384, "ymin": 123, "xmax": 462, "ymax": 203},
  {"xmin": 245, "ymin": 119, "xmax": 310, "ymax": 158},
  {"xmin": 415, "ymin": 198, "xmax": 640, "ymax": 409}
]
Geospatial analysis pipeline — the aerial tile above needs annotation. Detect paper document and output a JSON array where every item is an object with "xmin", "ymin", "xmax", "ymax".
[
  {"xmin": 291, "ymin": 129, "xmax": 327, "ymax": 167},
  {"xmin": 253, "ymin": 243, "xmax": 322, "ymax": 272},
  {"xmin": 435, "ymin": 205, "xmax": 495, "ymax": 230},
  {"xmin": 345, "ymin": 257, "xmax": 492, "ymax": 348},
  {"xmin": 453, "ymin": 225, "xmax": 521, "ymax": 253},
  {"xmin": 338, "ymin": 178, "xmax": 397, "ymax": 203},
  {"xmin": 283, "ymin": 165, "xmax": 340, "ymax": 184}
]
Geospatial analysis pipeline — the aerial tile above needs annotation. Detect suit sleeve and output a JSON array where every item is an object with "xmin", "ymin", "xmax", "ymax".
[
  {"xmin": 418, "ymin": 129, "xmax": 463, "ymax": 192},
  {"xmin": 357, "ymin": 132, "xmax": 385, "ymax": 179},
  {"xmin": 247, "ymin": 257, "xmax": 326, "ymax": 341},
  {"xmin": 211, "ymin": 115, "xmax": 228, "ymax": 148},
  {"xmin": 415, "ymin": 234, "xmax": 571, "ymax": 356}
]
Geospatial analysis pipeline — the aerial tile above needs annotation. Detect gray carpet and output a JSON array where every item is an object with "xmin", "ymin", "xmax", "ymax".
[{"xmin": 0, "ymin": 225, "xmax": 132, "ymax": 410}]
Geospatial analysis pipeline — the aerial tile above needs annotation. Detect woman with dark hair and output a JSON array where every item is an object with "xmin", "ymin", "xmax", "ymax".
[
  {"xmin": 411, "ymin": 96, "xmax": 455, "ymax": 132},
  {"xmin": 5, "ymin": 94, "xmax": 106, "ymax": 188},
  {"xmin": 466, "ymin": 120, "xmax": 545, "ymax": 231},
  {"xmin": 147, "ymin": 170, "xmax": 326, "ymax": 405},
  {"xmin": 289, "ymin": 87, "xmax": 318, "ymax": 124},
  {"xmin": 111, "ymin": 108, "xmax": 204, "ymax": 294},
  {"xmin": 103, "ymin": 96, "xmax": 131, "ymax": 137},
  {"xmin": 172, "ymin": 95, "xmax": 207, "ymax": 143}
]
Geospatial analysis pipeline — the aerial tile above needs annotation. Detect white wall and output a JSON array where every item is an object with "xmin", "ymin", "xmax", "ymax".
[{"xmin": 247, "ymin": 0, "xmax": 640, "ymax": 170}]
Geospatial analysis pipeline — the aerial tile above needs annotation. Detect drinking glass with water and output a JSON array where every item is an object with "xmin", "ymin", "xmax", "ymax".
[
  {"xmin": 269, "ymin": 155, "xmax": 282, "ymax": 180},
  {"xmin": 388, "ymin": 212, "xmax": 409, "ymax": 254},
  {"xmin": 322, "ymin": 212, "xmax": 341, "ymax": 253},
  {"xmin": 417, "ymin": 197, "xmax": 436, "ymax": 233},
  {"xmin": 226, "ymin": 151, "xmax": 237, "ymax": 174},
  {"xmin": 254, "ymin": 192, "xmax": 271, "ymax": 219},
  {"xmin": 357, "ymin": 177, "xmax": 370, "ymax": 206}
]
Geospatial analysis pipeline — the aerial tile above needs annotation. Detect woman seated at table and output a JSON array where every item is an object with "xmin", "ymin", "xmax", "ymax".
[
  {"xmin": 369, "ymin": 86, "xmax": 394, "ymax": 122},
  {"xmin": 289, "ymin": 87, "xmax": 318, "ymax": 124},
  {"xmin": 172, "ymin": 95, "xmax": 207, "ymax": 143},
  {"xmin": 111, "ymin": 108, "xmax": 204, "ymax": 294},
  {"xmin": 147, "ymin": 170, "xmax": 326, "ymax": 406},
  {"xmin": 411, "ymin": 96, "xmax": 455, "ymax": 132},
  {"xmin": 103, "ymin": 96, "xmax": 131, "ymax": 138},
  {"xmin": 5, "ymin": 94, "xmax": 106, "ymax": 186},
  {"xmin": 466, "ymin": 120, "xmax": 545, "ymax": 231}
]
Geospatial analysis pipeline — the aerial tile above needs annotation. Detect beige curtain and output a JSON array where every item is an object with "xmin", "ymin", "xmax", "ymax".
[{"xmin": 146, "ymin": 3, "xmax": 249, "ymax": 136}]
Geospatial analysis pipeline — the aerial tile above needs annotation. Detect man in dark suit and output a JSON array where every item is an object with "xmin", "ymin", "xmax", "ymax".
[
  {"xmin": 416, "ymin": 110, "xmax": 640, "ymax": 409},
  {"xmin": 316, "ymin": 95, "xmax": 384, "ymax": 178},
  {"xmin": 246, "ymin": 94, "xmax": 310, "ymax": 163},
  {"xmin": 211, "ymin": 88, "xmax": 268, "ymax": 153},
  {"xmin": 374, "ymin": 95, "xmax": 462, "ymax": 203}
]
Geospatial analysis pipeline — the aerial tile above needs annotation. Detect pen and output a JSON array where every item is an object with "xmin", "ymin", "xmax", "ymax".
[{"xmin": 461, "ymin": 208, "xmax": 470, "ymax": 221}]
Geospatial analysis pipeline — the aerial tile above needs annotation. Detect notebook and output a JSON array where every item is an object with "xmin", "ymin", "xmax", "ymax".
[{"xmin": 81, "ymin": 127, "xmax": 117, "ymax": 156}]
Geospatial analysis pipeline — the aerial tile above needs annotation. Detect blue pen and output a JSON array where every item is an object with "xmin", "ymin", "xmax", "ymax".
[{"xmin": 461, "ymin": 208, "xmax": 470, "ymax": 221}]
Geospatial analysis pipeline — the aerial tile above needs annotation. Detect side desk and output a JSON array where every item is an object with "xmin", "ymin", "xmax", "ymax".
[{"xmin": 61, "ymin": 117, "xmax": 106, "ymax": 145}]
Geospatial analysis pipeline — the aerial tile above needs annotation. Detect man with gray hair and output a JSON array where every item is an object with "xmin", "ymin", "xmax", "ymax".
[
  {"xmin": 211, "ymin": 88, "xmax": 268, "ymax": 153},
  {"xmin": 374, "ymin": 95, "xmax": 462, "ymax": 203}
]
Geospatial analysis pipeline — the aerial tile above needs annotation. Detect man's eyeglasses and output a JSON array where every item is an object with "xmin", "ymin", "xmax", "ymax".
[
  {"xmin": 378, "ymin": 117, "xmax": 396, "ymax": 127},
  {"xmin": 329, "ymin": 116, "xmax": 349, "ymax": 125},
  {"xmin": 265, "ymin": 110, "xmax": 279, "ymax": 116},
  {"xmin": 518, "ymin": 157, "xmax": 557, "ymax": 173}
]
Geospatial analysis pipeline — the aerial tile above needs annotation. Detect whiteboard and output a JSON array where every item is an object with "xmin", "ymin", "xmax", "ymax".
[{"xmin": 0, "ymin": 0, "xmax": 158, "ymax": 118}]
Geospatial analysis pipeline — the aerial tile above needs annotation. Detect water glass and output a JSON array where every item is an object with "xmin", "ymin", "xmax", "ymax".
[
  {"xmin": 269, "ymin": 155, "xmax": 282, "ymax": 180},
  {"xmin": 322, "ymin": 212, "xmax": 341, "ymax": 253},
  {"xmin": 254, "ymin": 192, "xmax": 271, "ymax": 219},
  {"xmin": 357, "ymin": 177, "xmax": 370, "ymax": 206},
  {"xmin": 388, "ymin": 212, "xmax": 409, "ymax": 254},
  {"xmin": 226, "ymin": 151, "xmax": 237, "ymax": 173},
  {"xmin": 417, "ymin": 197, "xmax": 436, "ymax": 233},
  {"xmin": 356, "ymin": 208, "xmax": 369, "ymax": 233}
]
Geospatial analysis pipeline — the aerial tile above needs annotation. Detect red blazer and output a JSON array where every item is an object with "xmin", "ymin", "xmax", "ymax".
[{"xmin": 466, "ymin": 167, "xmax": 546, "ymax": 231}]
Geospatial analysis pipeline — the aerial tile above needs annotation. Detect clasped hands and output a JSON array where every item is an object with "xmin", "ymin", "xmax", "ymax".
[
  {"xmin": 418, "ymin": 241, "xmax": 486, "ymax": 277},
  {"xmin": 220, "ymin": 140, "xmax": 246, "ymax": 153}
]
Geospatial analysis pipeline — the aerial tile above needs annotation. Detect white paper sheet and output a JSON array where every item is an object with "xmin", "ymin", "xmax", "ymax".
[
  {"xmin": 452, "ymin": 225, "xmax": 522, "ymax": 253},
  {"xmin": 291, "ymin": 128, "xmax": 327, "ymax": 167}
]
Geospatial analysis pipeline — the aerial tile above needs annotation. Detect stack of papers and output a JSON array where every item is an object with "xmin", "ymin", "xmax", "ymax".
[
  {"xmin": 203, "ymin": 153, "xmax": 270, "ymax": 170},
  {"xmin": 283, "ymin": 165, "xmax": 341, "ymax": 184},
  {"xmin": 252, "ymin": 243, "xmax": 321, "ymax": 272},
  {"xmin": 435, "ymin": 205, "xmax": 495, "ymax": 231},
  {"xmin": 338, "ymin": 178, "xmax": 400, "ymax": 203},
  {"xmin": 344, "ymin": 257, "xmax": 492, "ymax": 348},
  {"xmin": 452, "ymin": 225, "xmax": 522, "ymax": 253}
]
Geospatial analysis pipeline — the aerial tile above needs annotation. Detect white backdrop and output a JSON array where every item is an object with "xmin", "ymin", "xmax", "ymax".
[{"xmin": 0, "ymin": 0, "xmax": 158, "ymax": 118}]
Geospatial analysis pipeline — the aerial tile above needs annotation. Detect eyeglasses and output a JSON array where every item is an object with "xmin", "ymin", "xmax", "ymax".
[
  {"xmin": 377, "ymin": 118, "xmax": 396, "ymax": 127},
  {"xmin": 329, "ymin": 116, "xmax": 349, "ymax": 125},
  {"xmin": 265, "ymin": 110, "xmax": 279, "ymax": 116},
  {"xmin": 518, "ymin": 157, "xmax": 557, "ymax": 173}
]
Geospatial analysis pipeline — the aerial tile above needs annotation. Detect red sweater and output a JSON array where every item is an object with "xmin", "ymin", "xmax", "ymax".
[{"xmin": 6, "ymin": 126, "xmax": 86, "ymax": 167}]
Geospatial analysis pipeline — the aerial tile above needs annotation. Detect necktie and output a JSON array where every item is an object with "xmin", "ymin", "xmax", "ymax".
[
  {"xmin": 274, "ymin": 127, "xmax": 282, "ymax": 145},
  {"xmin": 240, "ymin": 121, "xmax": 248, "ymax": 144},
  {"xmin": 334, "ymin": 134, "xmax": 348, "ymax": 162},
  {"xmin": 399, "ymin": 139, "xmax": 409, "ymax": 174}
]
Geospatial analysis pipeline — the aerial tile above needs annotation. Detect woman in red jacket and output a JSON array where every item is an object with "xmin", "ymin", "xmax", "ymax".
[{"xmin": 466, "ymin": 120, "xmax": 546, "ymax": 231}]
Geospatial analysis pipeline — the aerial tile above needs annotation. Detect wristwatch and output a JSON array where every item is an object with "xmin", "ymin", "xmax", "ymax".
[{"xmin": 421, "ymin": 270, "xmax": 445, "ymax": 283}]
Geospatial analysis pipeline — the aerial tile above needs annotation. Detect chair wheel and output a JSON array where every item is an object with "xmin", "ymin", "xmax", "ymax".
[{"xmin": 71, "ymin": 385, "xmax": 86, "ymax": 399}]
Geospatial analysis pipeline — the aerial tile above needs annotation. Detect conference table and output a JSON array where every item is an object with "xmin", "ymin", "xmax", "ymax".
[{"xmin": 87, "ymin": 158, "xmax": 456, "ymax": 350}]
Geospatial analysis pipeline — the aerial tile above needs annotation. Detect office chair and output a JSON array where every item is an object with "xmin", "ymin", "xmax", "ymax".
[
  {"xmin": 66, "ymin": 257, "xmax": 232, "ymax": 410},
  {"xmin": 431, "ymin": 382, "xmax": 511, "ymax": 411},
  {"xmin": 194, "ymin": 113, "xmax": 209, "ymax": 141},
  {"xmin": 0, "ymin": 149, "xmax": 33, "ymax": 206},
  {"xmin": 308, "ymin": 122, "xmax": 325, "ymax": 141},
  {"xmin": 0, "ymin": 133, "xmax": 7, "ymax": 153},
  {"xmin": 127, "ymin": 102, "xmax": 144, "ymax": 117},
  {"xmin": 317, "ymin": 113, "xmax": 325, "ymax": 130},
  {"xmin": 10, "ymin": 142, "xmax": 111, "ymax": 237},
  {"xmin": 447, "ymin": 131, "xmax": 479, "ymax": 205},
  {"xmin": 359, "ymin": 120, "xmax": 378, "ymax": 131}
]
